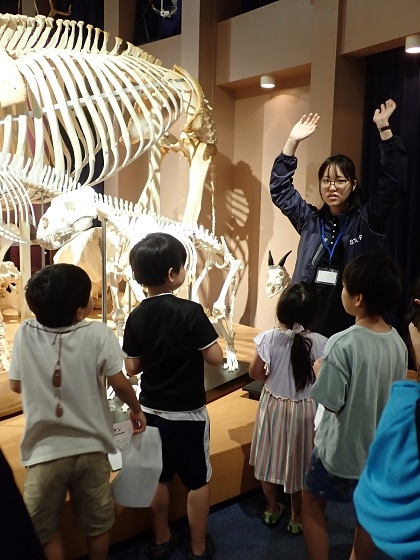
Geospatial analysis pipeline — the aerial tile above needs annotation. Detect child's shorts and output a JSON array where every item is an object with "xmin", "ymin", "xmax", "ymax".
[
  {"xmin": 145, "ymin": 408, "xmax": 211, "ymax": 490},
  {"xmin": 303, "ymin": 447, "xmax": 358, "ymax": 503},
  {"xmin": 24, "ymin": 452, "xmax": 114, "ymax": 543}
]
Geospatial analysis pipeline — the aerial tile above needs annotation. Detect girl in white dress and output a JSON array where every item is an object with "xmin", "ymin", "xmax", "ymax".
[{"xmin": 249, "ymin": 282, "xmax": 327, "ymax": 533}]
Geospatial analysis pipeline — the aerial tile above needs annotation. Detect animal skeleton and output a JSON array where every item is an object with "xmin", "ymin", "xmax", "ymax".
[
  {"xmin": 266, "ymin": 250, "xmax": 292, "ymax": 298},
  {"xmin": 36, "ymin": 186, "xmax": 242, "ymax": 370},
  {"xmin": 34, "ymin": 0, "xmax": 72, "ymax": 19},
  {"xmin": 0, "ymin": 12, "xmax": 213, "ymax": 210},
  {"xmin": 0, "ymin": 224, "xmax": 24, "ymax": 370},
  {"xmin": 0, "ymin": 261, "xmax": 21, "ymax": 315},
  {"xmin": 131, "ymin": 63, "xmax": 217, "ymax": 226},
  {"xmin": 150, "ymin": 0, "xmax": 178, "ymax": 19},
  {"xmin": 0, "ymin": 11, "xmax": 224, "ymax": 370}
]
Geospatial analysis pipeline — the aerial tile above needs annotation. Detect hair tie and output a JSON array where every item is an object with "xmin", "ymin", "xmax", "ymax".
[{"xmin": 284, "ymin": 323, "xmax": 305, "ymax": 340}]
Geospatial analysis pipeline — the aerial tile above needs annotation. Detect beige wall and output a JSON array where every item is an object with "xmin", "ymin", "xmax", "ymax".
[
  {"xmin": 342, "ymin": 0, "xmax": 420, "ymax": 55},
  {"xmin": 105, "ymin": 0, "xmax": 420, "ymax": 330}
]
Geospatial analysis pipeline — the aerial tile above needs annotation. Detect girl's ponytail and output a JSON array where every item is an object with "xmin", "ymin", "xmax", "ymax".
[
  {"xmin": 276, "ymin": 282, "xmax": 319, "ymax": 392},
  {"xmin": 290, "ymin": 330, "xmax": 314, "ymax": 391}
]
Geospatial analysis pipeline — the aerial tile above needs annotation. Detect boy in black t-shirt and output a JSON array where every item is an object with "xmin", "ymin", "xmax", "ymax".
[{"xmin": 123, "ymin": 232, "xmax": 223, "ymax": 560}]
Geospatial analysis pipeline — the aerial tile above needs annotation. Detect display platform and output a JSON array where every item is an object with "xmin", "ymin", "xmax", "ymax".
[
  {"xmin": 242, "ymin": 379, "xmax": 264, "ymax": 400},
  {"xmin": 205, "ymin": 360, "xmax": 251, "ymax": 402}
]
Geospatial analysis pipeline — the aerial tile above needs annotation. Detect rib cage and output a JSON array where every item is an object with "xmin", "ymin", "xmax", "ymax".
[{"xmin": 0, "ymin": 13, "xmax": 201, "ymax": 207}]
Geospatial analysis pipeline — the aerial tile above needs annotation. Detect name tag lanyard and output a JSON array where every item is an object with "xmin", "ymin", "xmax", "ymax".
[{"xmin": 320, "ymin": 219, "xmax": 348, "ymax": 265}]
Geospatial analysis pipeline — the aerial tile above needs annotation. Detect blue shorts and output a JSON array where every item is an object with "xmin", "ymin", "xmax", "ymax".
[
  {"xmin": 145, "ymin": 411, "xmax": 211, "ymax": 490},
  {"xmin": 304, "ymin": 447, "xmax": 358, "ymax": 503}
]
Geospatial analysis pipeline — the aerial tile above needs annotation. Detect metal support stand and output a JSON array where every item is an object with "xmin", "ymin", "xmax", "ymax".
[{"xmin": 101, "ymin": 219, "xmax": 108, "ymax": 324}]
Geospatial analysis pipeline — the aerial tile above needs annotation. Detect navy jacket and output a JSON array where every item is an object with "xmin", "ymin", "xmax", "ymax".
[{"xmin": 270, "ymin": 135, "xmax": 407, "ymax": 283}]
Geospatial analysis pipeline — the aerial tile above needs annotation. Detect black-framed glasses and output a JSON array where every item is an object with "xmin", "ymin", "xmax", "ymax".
[{"xmin": 320, "ymin": 178, "xmax": 350, "ymax": 190}]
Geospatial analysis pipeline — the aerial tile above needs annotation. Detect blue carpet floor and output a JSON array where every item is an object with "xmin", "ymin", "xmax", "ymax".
[{"xmin": 79, "ymin": 488, "xmax": 391, "ymax": 560}]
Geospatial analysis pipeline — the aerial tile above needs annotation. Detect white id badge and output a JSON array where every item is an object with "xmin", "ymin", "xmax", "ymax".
[{"xmin": 315, "ymin": 268, "xmax": 339, "ymax": 286}]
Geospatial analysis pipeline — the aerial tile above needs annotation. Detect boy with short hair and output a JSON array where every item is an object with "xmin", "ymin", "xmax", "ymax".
[
  {"xmin": 9, "ymin": 263, "xmax": 146, "ymax": 560},
  {"xmin": 302, "ymin": 253, "xmax": 408, "ymax": 560},
  {"xmin": 123, "ymin": 232, "xmax": 224, "ymax": 560}
]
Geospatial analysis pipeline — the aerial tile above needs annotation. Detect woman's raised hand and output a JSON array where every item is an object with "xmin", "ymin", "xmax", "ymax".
[
  {"xmin": 373, "ymin": 99, "xmax": 396, "ymax": 126},
  {"xmin": 289, "ymin": 113, "xmax": 320, "ymax": 142},
  {"xmin": 282, "ymin": 112, "xmax": 320, "ymax": 156}
]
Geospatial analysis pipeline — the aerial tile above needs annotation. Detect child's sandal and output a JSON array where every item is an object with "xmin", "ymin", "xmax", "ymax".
[
  {"xmin": 287, "ymin": 520, "xmax": 303, "ymax": 535},
  {"xmin": 262, "ymin": 502, "xmax": 285, "ymax": 527}
]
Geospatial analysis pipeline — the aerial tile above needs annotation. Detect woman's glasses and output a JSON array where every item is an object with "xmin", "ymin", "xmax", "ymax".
[{"xmin": 320, "ymin": 178, "xmax": 350, "ymax": 190}]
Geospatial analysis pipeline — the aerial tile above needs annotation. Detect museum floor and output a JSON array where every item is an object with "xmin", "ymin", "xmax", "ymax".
[{"xmin": 77, "ymin": 489, "xmax": 391, "ymax": 560}]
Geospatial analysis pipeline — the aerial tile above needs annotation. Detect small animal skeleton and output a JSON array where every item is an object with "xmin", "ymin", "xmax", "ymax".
[{"xmin": 37, "ymin": 186, "xmax": 242, "ymax": 371}]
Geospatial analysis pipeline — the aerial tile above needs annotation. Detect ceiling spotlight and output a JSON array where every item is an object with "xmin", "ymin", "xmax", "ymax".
[
  {"xmin": 260, "ymin": 75, "xmax": 275, "ymax": 89},
  {"xmin": 405, "ymin": 34, "xmax": 420, "ymax": 53}
]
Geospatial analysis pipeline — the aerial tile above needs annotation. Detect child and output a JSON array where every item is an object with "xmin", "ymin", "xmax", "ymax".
[
  {"xmin": 351, "ymin": 289, "xmax": 420, "ymax": 560},
  {"xmin": 248, "ymin": 281, "xmax": 327, "ymax": 534},
  {"xmin": 8, "ymin": 264, "xmax": 146, "ymax": 560},
  {"xmin": 351, "ymin": 324, "xmax": 420, "ymax": 560},
  {"xmin": 123, "ymin": 232, "xmax": 223, "ymax": 560},
  {"xmin": 302, "ymin": 252, "xmax": 408, "ymax": 560}
]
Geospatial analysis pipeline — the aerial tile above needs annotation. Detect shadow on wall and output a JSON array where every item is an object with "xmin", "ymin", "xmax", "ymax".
[{"xmin": 228, "ymin": 160, "xmax": 265, "ymax": 327}]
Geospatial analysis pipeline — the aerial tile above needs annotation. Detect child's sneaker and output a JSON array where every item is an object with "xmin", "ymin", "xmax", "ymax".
[
  {"xmin": 187, "ymin": 534, "xmax": 215, "ymax": 559},
  {"xmin": 145, "ymin": 529, "xmax": 180, "ymax": 559}
]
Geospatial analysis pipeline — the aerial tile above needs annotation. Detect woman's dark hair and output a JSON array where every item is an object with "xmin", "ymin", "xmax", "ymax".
[
  {"xmin": 129, "ymin": 232, "xmax": 187, "ymax": 286},
  {"xmin": 276, "ymin": 281, "xmax": 319, "ymax": 392},
  {"xmin": 318, "ymin": 154, "xmax": 362, "ymax": 214},
  {"xmin": 25, "ymin": 264, "xmax": 92, "ymax": 328}
]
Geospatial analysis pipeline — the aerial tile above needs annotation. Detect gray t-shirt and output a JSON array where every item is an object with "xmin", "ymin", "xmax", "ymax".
[{"xmin": 312, "ymin": 324, "xmax": 407, "ymax": 479}]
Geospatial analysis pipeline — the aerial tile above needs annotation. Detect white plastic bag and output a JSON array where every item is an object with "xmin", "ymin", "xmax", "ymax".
[{"xmin": 111, "ymin": 425, "xmax": 162, "ymax": 507}]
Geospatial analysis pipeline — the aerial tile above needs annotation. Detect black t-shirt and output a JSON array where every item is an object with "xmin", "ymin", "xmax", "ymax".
[{"xmin": 122, "ymin": 294, "xmax": 219, "ymax": 411}]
